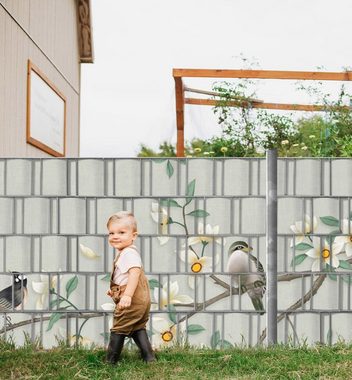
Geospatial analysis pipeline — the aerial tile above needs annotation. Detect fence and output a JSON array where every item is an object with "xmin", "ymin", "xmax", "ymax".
[{"xmin": 0, "ymin": 157, "xmax": 352, "ymax": 348}]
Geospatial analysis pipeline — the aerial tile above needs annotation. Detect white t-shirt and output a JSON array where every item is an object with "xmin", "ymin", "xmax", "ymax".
[{"xmin": 112, "ymin": 245, "xmax": 142, "ymax": 285}]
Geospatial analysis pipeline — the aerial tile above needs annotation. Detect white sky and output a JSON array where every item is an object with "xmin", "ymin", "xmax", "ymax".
[{"xmin": 80, "ymin": 0, "xmax": 352, "ymax": 157}]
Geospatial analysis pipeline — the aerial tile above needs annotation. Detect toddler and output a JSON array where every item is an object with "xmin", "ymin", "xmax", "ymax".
[{"xmin": 106, "ymin": 211, "xmax": 155, "ymax": 364}]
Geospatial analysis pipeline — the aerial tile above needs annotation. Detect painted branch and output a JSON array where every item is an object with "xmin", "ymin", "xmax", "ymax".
[
  {"xmin": 258, "ymin": 274, "xmax": 327, "ymax": 344},
  {"xmin": 0, "ymin": 270, "xmax": 332, "ymax": 337},
  {"xmin": 0, "ymin": 312, "xmax": 103, "ymax": 335},
  {"xmin": 177, "ymin": 290, "xmax": 230, "ymax": 324}
]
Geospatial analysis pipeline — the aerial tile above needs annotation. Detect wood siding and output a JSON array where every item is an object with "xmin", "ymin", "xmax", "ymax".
[{"xmin": 0, "ymin": 0, "xmax": 80, "ymax": 157}]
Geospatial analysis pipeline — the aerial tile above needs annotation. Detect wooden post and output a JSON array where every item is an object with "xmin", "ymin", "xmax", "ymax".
[{"xmin": 174, "ymin": 77, "xmax": 185, "ymax": 157}]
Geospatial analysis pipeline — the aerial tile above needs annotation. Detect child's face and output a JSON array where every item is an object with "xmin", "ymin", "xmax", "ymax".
[{"xmin": 108, "ymin": 221, "xmax": 137, "ymax": 251}]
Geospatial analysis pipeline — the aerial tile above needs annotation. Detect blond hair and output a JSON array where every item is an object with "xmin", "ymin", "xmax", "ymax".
[{"xmin": 106, "ymin": 211, "xmax": 138, "ymax": 232}]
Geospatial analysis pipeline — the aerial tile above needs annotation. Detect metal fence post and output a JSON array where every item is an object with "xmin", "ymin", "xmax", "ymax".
[{"xmin": 266, "ymin": 149, "xmax": 278, "ymax": 345}]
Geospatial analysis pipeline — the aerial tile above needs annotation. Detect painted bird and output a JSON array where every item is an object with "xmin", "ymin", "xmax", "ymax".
[
  {"xmin": 0, "ymin": 272, "xmax": 28, "ymax": 311},
  {"xmin": 227, "ymin": 241, "xmax": 266, "ymax": 314}
]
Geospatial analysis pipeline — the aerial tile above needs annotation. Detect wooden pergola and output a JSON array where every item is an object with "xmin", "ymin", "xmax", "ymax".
[{"xmin": 173, "ymin": 69, "xmax": 352, "ymax": 157}]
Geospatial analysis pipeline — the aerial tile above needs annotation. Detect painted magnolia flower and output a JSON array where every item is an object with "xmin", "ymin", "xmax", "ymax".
[
  {"xmin": 151, "ymin": 202, "xmax": 169, "ymax": 245},
  {"xmin": 32, "ymin": 273, "xmax": 59, "ymax": 310},
  {"xmin": 309, "ymin": 135, "xmax": 316, "ymax": 139},
  {"xmin": 152, "ymin": 317, "xmax": 186, "ymax": 347},
  {"xmin": 306, "ymin": 237, "xmax": 343, "ymax": 271},
  {"xmin": 220, "ymin": 147, "xmax": 228, "ymax": 153},
  {"xmin": 153, "ymin": 281, "xmax": 193, "ymax": 309},
  {"xmin": 153, "ymin": 317, "xmax": 176, "ymax": 346},
  {"xmin": 290, "ymin": 215, "xmax": 318, "ymax": 246},
  {"xmin": 194, "ymin": 148, "xmax": 202, "ymax": 153},
  {"xmin": 292, "ymin": 143, "xmax": 299, "ymax": 147},
  {"xmin": 179, "ymin": 249, "xmax": 218, "ymax": 274},
  {"xmin": 301, "ymin": 146, "xmax": 308, "ymax": 151},
  {"xmin": 79, "ymin": 244, "xmax": 101, "ymax": 259},
  {"xmin": 188, "ymin": 223, "xmax": 224, "ymax": 246},
  {"xmin": 101, "ymin": 303, "xmax": 115, "ymax": 329},
  {"xmin": 101, "ymin": 303, "xmax": 115, "ymax": 311},
  {"xmin": 334, "ymin": 219, "xmax": 352, "ymax": 257},
  {"xmin": 179, "ymin": 249, "xmax": 219, "ymax": 288},
  {"xmin": 281, "ymin": 140, "xmax": 289, "ymax": 145}
]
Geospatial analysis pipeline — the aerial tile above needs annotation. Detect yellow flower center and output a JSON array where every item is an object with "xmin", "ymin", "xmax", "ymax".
[
  {"xmin": 191, "ymin": 262, "xmax": 202, "ymax": 273},
  {"xmin": 321, "ymin": 249, "xmax": 330, "ymax": 259},
  {"xmin": 161, "ymin": 331, "xmax": 173, "ymax": 342}
]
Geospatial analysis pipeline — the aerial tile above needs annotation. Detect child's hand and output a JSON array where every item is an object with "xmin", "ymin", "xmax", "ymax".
[
  {"xmin": 118, "ymin": 295, "xmax": 132, "ymax": 309},
  {"xmin": 106, "ymin": 289, "xmax": 113, "ymax": 297}
]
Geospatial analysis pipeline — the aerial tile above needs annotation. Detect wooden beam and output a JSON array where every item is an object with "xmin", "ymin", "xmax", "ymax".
[
  {"xmin": 174, "ymin": 69, "xmax": 352, "ymax": 81},
  {"xmin": 185, "ymin": 98, "xmax": 352, "ymax": 112},
  {"xmin": 174, "ymin": 77, "xmax": 185, "ymax": 157}
]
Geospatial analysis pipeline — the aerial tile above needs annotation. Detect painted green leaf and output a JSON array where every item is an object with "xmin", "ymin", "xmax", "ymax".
[
  {"xmin": 186, "ymin": 179, "xmax": 196, "ymax": 204},
  {"xmin": 290, "ymin": 254, "xmax": 307, "ymax": 267},
  {"xmin": 326, "ymin": 230, "xmax": 341, "ymax": 245},
  {"xmin": 328, "ymin": 273, "xmax": 337, "ymax": 281},
  {"xmin": 49, "ymin": 298, "xmax": 63, "ymax": 309},
  {"xmin": 148, "ymin": 279, "xmax": 161, "ymax": 289},
  {"xmin": 46, "ymin": 312, "xmax": 61, "ymax": 331},
  {"xmin": 66, "ymin": 276, "xmax": 78, "ymax": 299},
  {"xmin": 166, "ymin": 160, "xmax": 174, "ymax": 178},
  {"xmin": 167, "ymin": 304, "xmax": 177, "ymax": 324},
  {"xmin": 349, "ymin": 211, "xmax": 352, "ymax": 221},
  {"xmin": 168, "ymin": 217, "xmax": 174, "ymax": 224},
  {"xmin": 341, "ymin": 275, "xmax": 352, "ymax": 284},
  {"xmin": 218, "ymin": 339, "xmax": 233, "ymax": 349},
  {"xmin": 160, "ymin": 199, "xmax": 182, "ymax": 208},
  {"xmin": 320, "ymin": 216, "xmax": 339, "ymax": 227},
  {"xmin": 339, "ymin": 260, "xmax": 352, "ymax": 270},
  {"xmin": 294, "ymin": 242, "xmax": 313, "ymax": 251},
  {"xmin": 187, "ymin": 209, "xmax": 210, "ymax": 217},
  {"xmin": 187, "ymin": 324, "xmax": 205, "ymax": 335},
  {"xmin": 210, "ymin": 330, "xmax": 220, "ymax": 349},
  {"xmin": 100, "ymin": 274, "xmax": 110, "ymax": 282},
  {"xmin": 326, "ymin": 329, "xmax": 332, "ymax": 343},
  {"xmin": 58, "ymin": 305, "xmax": 71, "ymax": 311}
]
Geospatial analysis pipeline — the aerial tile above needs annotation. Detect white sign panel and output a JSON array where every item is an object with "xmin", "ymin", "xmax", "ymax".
[{"xmin": 27, "ymin": 61, "xmax": 66, "ymax": 156}]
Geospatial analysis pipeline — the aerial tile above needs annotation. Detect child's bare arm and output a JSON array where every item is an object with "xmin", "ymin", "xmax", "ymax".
[{"xmin": 118, "ymin": 267, "xmax": 141, "ymax": 309}]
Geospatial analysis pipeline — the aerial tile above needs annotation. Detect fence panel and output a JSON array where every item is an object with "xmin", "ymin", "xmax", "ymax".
[{"xmin": 0, "ymin": 157, "xmax": 351, "ymax": 348}]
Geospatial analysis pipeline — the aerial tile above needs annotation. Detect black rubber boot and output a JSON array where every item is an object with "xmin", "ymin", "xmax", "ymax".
[
  {"xmin": 106, "ymin": 332, "xmax": 126, "ymax": 364},
  {"xmin": 131, "ymin": 329, "xmax": 156, "ymax": 362}
]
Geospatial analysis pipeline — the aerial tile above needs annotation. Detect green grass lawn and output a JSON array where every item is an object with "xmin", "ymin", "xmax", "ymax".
[{"xmin": 1, "ymin": 340, "xmax": 352, "ymax": 379}]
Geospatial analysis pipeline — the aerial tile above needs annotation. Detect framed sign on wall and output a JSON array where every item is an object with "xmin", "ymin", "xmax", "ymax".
[{"xmin": 26, "ymin": 60, "xmax": 66, "ymax": 157}]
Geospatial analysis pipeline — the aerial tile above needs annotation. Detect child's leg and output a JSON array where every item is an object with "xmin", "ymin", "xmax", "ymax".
[
  {"xmin": 131, "ymin": 329, "xmax": 156, "ymax": 362},
  {"xmin": 106, "ymin": 332, "xmax": 126, "ymax": 364}
]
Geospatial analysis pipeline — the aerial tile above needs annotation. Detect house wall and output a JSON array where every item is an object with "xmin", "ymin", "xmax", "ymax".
[{"xmin": 0, "ymin": 0, "xmax": 80, "ymax": 157}]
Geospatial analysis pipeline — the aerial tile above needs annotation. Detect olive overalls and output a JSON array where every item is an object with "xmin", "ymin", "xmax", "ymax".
[{"xmin": 109, "ymin": 247, "xmax": 151, "ymax": 335}]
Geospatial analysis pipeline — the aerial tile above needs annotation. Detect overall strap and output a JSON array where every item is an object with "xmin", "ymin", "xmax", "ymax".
[{"xmin": 110, "ymin": 245, "xmax": 141, "ymax": 280}]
